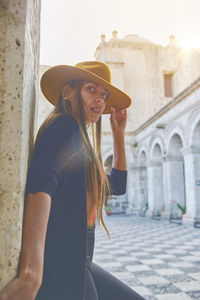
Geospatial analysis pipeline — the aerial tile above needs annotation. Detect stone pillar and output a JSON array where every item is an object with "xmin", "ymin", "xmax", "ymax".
[
  {"xmin": 127, "ymin": 163, "xmax": 138, "ymax": 213},
  {"xmin": 0, "ymin": 0, "xmax": 40, "ymax": 288},
  {"xmin": 163, "ymin": 156, "xmax": 185, "ymax": 221},
  {"xmin": 147, "ymin": 161, "xmax": 154, "ymax": 216},
  {"xmin": 162, "ymin": 156, "xmax": 171, "ymax": 219},
  {"xmin": 181, "ymin": 146, "xmax": 200, "ymax": 226},
  {"xmin": 136, "ymin": 166, "xmax": 148, "ymax": 215},
  {"xmin": 147, "ymin": 161, "xmax": 164, "ymax": 217}
]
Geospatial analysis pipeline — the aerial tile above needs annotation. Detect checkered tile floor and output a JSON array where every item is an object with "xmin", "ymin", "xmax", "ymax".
[{"xmin": 93, "ymin": 214, "xmax": 200, "ymax": 300}]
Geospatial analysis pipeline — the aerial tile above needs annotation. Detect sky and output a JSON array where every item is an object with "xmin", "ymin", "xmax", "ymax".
[{"xmin": 40, "ymin": 0, "xmax": 200, "ymax": 66}]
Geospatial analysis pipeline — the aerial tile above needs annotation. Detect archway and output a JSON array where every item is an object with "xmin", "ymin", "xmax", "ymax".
[{"xmin": 169, "ymin": 134, "xmax": 186, "ymax": 221}]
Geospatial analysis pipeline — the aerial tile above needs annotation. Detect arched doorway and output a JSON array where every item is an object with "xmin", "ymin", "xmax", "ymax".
[{"xmin": 169, "ymin": 134, "xmax": 186, "ymax": 222}]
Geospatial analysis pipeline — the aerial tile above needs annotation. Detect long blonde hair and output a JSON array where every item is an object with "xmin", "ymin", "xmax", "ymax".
[{"xmin": 36, "ymin": 79, "xmax": 111, "ymax": 237}]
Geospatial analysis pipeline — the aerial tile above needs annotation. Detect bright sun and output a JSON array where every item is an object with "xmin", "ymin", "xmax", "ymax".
[{"xmin": 179, "ymin": 37, "xmax": 199, "ymax": 50}]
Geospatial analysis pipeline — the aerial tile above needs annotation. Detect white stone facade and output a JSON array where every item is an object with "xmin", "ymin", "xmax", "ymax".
[{"xmin": 129, "ymin": 78, "xmax": 200, "ymax": 227}]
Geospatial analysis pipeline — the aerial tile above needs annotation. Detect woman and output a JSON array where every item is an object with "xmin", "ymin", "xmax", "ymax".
[{"xmin": 0, "ymin": 61, "xmax": 144, "ymax": 299}]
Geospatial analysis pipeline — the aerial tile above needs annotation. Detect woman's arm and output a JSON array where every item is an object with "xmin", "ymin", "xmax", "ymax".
[
  {"xmin": 0, "ymin": 192, "xmax": 51, "ymax": 300},
  {"xmin": 112, "ymin": 132, "xmax": 126, "ymax": 171},
  {"xmin": 105, "ymin": 107, "xmax": 127, "ymax": 195},
  {"xmin": 110, "ymin": 107, "xmax": 127, "ymax": 171}
]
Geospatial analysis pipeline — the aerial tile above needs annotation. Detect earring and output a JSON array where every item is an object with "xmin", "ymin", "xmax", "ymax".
[{"xmin": 64, "ymin": 97, "xmax": 71, "ymax": 105}]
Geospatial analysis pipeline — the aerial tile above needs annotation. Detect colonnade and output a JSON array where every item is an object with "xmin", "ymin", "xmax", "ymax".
[{"xmin": 127, "ymin": 119, "xmax": 200, "ymax": 227}]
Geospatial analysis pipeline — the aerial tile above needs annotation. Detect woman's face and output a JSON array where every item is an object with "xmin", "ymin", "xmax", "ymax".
[{"xmin": 80, "ymin": 81, "xmax": 109, "ymax": 124}]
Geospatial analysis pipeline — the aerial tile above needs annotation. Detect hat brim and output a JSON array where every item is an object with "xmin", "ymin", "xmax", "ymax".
[{"xmin": 40, "ymin": 65, "xmax": 132, "ymax": 114}]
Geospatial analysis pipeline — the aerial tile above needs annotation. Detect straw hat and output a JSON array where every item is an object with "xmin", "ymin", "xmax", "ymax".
[{"xmin": 40, "ymin": 61, "xmax": 131, "ymax": 114}]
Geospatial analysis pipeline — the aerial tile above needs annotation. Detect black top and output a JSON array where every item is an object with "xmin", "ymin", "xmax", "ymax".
[{"xmin": 25, "ymin": 114, "xmax": 127, "ymax": 300}]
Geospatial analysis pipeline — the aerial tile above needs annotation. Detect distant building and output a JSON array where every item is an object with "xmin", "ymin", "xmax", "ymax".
[{"xmin": 95, "ymin": 31, "xmax": 200, "ymax": 132}]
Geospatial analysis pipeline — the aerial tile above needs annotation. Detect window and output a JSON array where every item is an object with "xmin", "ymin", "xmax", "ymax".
[{"xmin": 164, "ymin": 73, "xmax": 173, "ymax": 97}]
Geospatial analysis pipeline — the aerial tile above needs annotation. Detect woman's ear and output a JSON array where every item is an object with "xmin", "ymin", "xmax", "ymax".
[{"xmin": 62, "ymin": 84, "xmax": 75, "ymax": 100}]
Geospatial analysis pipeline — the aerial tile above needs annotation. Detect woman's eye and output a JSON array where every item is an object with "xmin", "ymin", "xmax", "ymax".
[
  {"xmin": 88, "ymin": 86, "xmax": 95, "ymax": 92},
  {"xmin": 102, "ymin": 93, "xmax": 109, "ymax": 100}
]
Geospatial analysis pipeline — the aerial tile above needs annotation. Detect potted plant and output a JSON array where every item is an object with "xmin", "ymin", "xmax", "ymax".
[{"xmin": 173, "ymin": 200, "xmax": 186, "ymax": 219}]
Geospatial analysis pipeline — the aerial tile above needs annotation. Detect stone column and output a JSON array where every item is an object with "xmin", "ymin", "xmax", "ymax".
[
  {"xmin": 147, "ymin": 161, "xmax": 154, "ymax": 216},
  {"xmin": 147, "ymin": 161, "xmax": 164, "ymax": 217},
  {"xmin": 0, "ymin": 0, "xmax": 40, "ymax": 288},
  {"xmin": 162, "ymin": 156, "xmax": 171, "ymax": 219},
  {"xmin": 136, "ymin": 166, "xmax": 148, "ymax": 215},
  {"xmin": 181, "ymin": 146, "xmax": 200, "ymax": 226},
  {"xmin": 163, "ymin": 156, "xmax": 185, "ymax": 221},
  {"xmin": 126, "ymin": 163, "xmax": 138, "ymax": 214}
]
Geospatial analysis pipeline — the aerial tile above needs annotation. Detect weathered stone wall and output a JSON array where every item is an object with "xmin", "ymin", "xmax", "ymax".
[{"xmin": 0, "ymin": 0, "xmax": 40, "ymax": 288}]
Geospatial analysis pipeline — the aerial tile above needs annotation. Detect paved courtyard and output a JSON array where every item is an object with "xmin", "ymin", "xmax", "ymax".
[{"xmin": 93, "ymin": 214, "xmax": 200, "ymax": 300}]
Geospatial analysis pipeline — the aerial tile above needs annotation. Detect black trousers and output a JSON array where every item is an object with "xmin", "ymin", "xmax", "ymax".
[{"xmin": 84, "ymin": 225, "xmax": 145, "ymax": 300}]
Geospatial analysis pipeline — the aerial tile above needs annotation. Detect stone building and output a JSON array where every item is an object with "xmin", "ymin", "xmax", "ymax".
[
  {"xmin": 95, "ymin": 31, "xmax": 200, "ymax": 132},
  {"xmin": 129, "ymin": 77, "xmax": 200, "ymax": 227},
  {"xmin": 95, "ymin": 31, "xmax": 200, "ymax": 227}
]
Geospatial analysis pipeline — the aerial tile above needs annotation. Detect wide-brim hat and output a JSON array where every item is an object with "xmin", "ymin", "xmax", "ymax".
[{"xmin": 40, "ymin": 61, "xmax": 132, "ymax": 114}]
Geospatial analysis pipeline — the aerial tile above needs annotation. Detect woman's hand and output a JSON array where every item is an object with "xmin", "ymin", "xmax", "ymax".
[
  {"xmin": 0, "ymin": 276, "xmax": 39, "ymax": 300},
  {"xmin": 110, "ymin": 106, "xmax": 127, "ymax": 136},
  {"xmin": 0, "ymin": 192, "xmax": 51, "ymax": 300}
]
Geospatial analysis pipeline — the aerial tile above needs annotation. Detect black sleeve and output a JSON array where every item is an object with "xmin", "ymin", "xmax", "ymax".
[
  {"xmin": 25, "ymin": 115, "xmax": 81, "ymax": 198},
  {"xmin": 106, "ymin": 168, "xmax": 127, "ymax": 195}
]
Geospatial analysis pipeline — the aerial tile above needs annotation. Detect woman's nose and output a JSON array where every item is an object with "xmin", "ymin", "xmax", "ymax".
[{"xmin": 96, "ymin": 97, "xmax": 104, "ymax": 104}]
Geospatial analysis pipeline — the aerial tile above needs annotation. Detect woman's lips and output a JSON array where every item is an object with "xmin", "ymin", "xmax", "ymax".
[{"xmin": 90, "ymin": 107, "xmax": 101, "ymax": 114}]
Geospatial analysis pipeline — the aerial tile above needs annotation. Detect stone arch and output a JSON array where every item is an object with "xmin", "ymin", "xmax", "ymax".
[
  {"xmin": 166, "ymin": 123, "xmax": 185, "ymax": 154},
  {"xmin": 152, "ymin": 143, "xmax": 162, "ymax": 157},
  {"xmin": 168, "ymin": 133, "xmax": 186, "ymax": 221},
  {"xmin": 139, "ymin": 150, "xmax": 147, "ymax": 166},
  {"xmin": 138, "ymin": 147, "xmax": 149, "ymax": 165},
  {"xmin": 149, "ymin": 136, "xmax": 165, "ymax": 159},
  {"xmin": 169, "ymin": 133, "xmax": 184, "ymax": 158}
]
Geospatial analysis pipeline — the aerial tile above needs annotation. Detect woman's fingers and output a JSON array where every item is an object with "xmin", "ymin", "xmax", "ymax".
[{"xmin": 110, "ymin": 107, "xmax": 127, "ymax": 132}]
